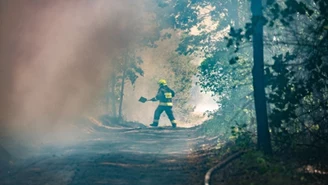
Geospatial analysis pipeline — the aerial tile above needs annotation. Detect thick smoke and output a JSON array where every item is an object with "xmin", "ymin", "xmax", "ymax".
[{"xmin": 0, "ymin": 0, "xmax": 143, "ymax": 142}]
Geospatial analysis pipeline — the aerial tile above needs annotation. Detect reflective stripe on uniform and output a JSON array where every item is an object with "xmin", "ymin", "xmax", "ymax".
[
  {"xmin": 164, "ymin": 92, "xmax": 172, "ymax": 98},
  {"xmin": 153, "ymin": 119, "xmax": 159, "ymax": 122},
  {"xmin": 171, "ymin": 120, "xmax": 177, "ymax": 124},
  {"xmin": 159, "ymin": 102, "xmax": 173, "ymax": 106}
]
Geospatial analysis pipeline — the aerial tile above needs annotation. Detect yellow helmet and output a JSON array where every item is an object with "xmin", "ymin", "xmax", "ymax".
[{"xmin": 158, "ymin": 79, "xmax": 167, "ymax": 86}]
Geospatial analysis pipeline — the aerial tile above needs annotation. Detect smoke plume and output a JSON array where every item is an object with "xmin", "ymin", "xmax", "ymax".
[{"xmin": 0, "ymin": 0, "xmax": 143, "ymax": 140}]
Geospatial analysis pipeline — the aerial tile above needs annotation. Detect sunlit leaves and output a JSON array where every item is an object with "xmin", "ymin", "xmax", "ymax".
[{"xmin": 198, "ymin": 51, "xmax": 253, "ymax": 97}]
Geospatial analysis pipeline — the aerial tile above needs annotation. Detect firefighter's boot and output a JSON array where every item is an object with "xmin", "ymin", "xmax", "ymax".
[{"xmin": 150, "ymin": 123, "xmax": 158, "ymax": 127}]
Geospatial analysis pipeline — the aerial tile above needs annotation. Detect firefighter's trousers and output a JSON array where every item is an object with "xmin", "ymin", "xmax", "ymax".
[{"xmin": 152, "ymin": 105, "xmax": 176, "ymax": 126}]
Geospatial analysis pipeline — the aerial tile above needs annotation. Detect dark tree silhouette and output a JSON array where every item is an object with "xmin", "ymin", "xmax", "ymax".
[{"xmin": 251, "ymin": 0, "xmax": 272, "ymax": 154}]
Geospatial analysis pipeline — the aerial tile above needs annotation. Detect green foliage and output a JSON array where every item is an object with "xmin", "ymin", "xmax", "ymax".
[
  {"xmin": 201, "ymin": 85, "xmax": 256, "ymax": 140},
  {"xmin": 261, "ymin": 0, "xmax": 328, "ymax": 169},
  {"xmin": 230, "ymin": 122, "xmax": 254, "ymax": 150},
  {"xmin": 155, "ymin": 0, "xmax": 249, "ymax": 55},
  {"xmin": 198, "ymin": 52, "xmax": 252, "ymax": 95},
  {"xmin": 217, "ymin": 0, "xmax": 328, "ymax": 167},
  {"xmin": 220, "ymin": 151, "xmax": 314, "ymax": 185}
]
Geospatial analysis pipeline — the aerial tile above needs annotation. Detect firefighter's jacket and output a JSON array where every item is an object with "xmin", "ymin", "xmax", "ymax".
[{"xmin": 151, "ymin": 85, "xmax": 175, "ymax": 106}]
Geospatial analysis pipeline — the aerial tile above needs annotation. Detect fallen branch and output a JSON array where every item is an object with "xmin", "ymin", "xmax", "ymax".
[{"xmin": 204, "ymin": 151, "xmax": 245, "ymax": 185}]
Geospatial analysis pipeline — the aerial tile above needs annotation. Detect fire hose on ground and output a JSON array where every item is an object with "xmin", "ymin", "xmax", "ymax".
[{"xmin": 204, "ymin": 151, "xmax": 245, "ymax": 185}]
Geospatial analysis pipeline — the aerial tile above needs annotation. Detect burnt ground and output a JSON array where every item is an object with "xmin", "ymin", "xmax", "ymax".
[{"xmin": 0, "ymin": 120, "xmax": 219, "ymax": 185}]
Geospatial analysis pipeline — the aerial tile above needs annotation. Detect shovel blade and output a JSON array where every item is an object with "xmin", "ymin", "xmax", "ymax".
[{"xmin": 138, "ymin": 96, "xmax": 147, "ymax": 103}]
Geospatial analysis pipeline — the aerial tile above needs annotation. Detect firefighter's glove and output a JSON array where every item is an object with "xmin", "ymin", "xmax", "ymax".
[{"xmin": 150, "ymin": 98, "xmax": 157, "ymax": 102}]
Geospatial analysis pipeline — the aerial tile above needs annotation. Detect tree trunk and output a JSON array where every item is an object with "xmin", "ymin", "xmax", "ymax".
[
  {"xmin": 251, "ymin": 0, "xmax": 272, "ymax": 155},
  {"xmin": 118, "ymin": 70, "xmax": 126, "ymax": 120},
  {"xmin": 111, "ymin": 74, "xmax": 117, "ymax": 117},
  {"xmin": 106, "ymin": 77, "xmax": 111, "ymax": 114}
]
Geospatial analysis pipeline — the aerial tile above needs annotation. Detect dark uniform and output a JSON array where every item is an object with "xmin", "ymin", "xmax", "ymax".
[{"xmin": 150, "ymin": 84, "xmax": 177, "ymax": 128}]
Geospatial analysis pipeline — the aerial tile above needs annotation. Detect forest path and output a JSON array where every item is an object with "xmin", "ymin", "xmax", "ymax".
[{"xmin": 0, "ymin": 122, "xmax": 217, "ymax": 185}]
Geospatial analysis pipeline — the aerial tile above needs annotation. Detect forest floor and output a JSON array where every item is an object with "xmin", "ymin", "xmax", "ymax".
[{"xmin": 0, "ymin": 118, "xmax": 221, "ymax": 185}]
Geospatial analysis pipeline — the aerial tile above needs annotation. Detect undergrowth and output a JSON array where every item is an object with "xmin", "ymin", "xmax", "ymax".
[{"xmin": 202, "ymin": 122, "xmax": 328, "ymax": 185}]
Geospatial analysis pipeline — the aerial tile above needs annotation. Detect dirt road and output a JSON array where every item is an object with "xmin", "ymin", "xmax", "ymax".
[{"xmin": 0, "ymin": 121, "xmax": 215, "ymax": 185}]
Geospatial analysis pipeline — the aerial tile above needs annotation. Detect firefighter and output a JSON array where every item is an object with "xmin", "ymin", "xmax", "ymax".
[{"xmin": 149, "ymin": 79, "xmax": 177, "ymax": 128}]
